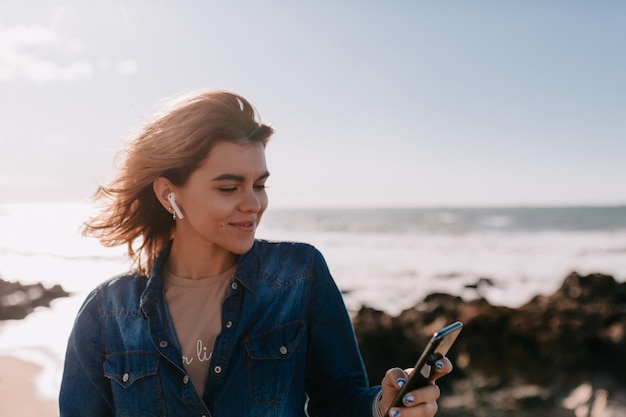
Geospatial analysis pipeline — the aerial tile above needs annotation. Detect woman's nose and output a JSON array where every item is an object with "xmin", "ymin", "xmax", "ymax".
[{"xmin": 239, "ymin": 189, "xmax": 262, "ymax": 212}]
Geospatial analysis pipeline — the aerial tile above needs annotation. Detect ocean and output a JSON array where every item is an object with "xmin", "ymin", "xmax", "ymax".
[{"xmin": 1, "ymin": 202, "xmax": 625, "ymax": 400}]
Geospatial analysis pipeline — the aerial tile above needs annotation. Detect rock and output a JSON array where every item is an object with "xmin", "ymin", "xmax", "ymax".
[
  {"xmin": 0, "ymin": 277, "xmax": 70, "ymax": 320},
  {"xmin": 464, "ymin": 277, "xmax": 496, "ymax": 290},
  {"xmin": 353, "ymin": 272, "xmax": 626, "ymax": 416}
]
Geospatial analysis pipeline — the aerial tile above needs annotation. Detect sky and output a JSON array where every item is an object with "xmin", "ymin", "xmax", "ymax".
[{"xmin": 1, "ymin": 0, "xmax": 625, "ymax": 208}]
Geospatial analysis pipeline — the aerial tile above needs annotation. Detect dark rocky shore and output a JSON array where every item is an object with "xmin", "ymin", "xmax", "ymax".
[
  {"xmin": 353, "ymin": 272, "xmax": 626, "ymax": 416},
  {"xmin": 0, "ymin": 276, "xmax": 69, "ymax": 320}
]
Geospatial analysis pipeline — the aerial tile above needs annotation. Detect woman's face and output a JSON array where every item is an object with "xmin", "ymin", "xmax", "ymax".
[{"xmin": 173, "ymin": 141, "xmax": 269, "ymax": 256}]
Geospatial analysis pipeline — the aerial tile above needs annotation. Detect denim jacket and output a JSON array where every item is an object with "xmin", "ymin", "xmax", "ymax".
[{"xmin": 60, "ymin": 240, "xmax": 381, "ymax": 417}]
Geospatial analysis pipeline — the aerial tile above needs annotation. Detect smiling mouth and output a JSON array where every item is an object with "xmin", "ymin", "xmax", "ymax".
[{"xmin": 230, "ymin": 221, "xmax": 256, "ymax": 230}]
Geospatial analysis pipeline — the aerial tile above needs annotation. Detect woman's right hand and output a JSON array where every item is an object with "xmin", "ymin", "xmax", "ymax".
[{"xmin": 377, "ymin": 357, "xmax": 453, "ymax": 417}]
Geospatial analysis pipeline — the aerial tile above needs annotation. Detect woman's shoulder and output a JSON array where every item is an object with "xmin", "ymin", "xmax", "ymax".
[
  {"xmin": 253, "ymin": 239, "xmax": 322, "ymax": 260},
  {"xmin": 98, "ymin": 270, "xmax": 150, "ymax": 290},
  {"xmin": 248, "ymin": 239, "xmax": 329, "ymax": 276},
  {"xmin": 72, "ymin": 271, "xmax": 149, "ymax": 321},
  {"xmin": 83, "ymin": 271, "xmax": 150, "ymax": 305}
]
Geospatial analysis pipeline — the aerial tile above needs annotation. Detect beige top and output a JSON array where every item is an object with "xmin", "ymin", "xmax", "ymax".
[{"xmin": 163, "ymin": 265, "xmax": 236, "ymax": 396}]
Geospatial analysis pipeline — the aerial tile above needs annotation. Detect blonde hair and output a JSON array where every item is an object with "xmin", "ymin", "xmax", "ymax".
[{"xmin": 83, "ymin": 90, "xmax": 274, "ymax": 274}]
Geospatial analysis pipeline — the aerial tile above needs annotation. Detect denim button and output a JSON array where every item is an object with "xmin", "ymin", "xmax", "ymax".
[
  {"xmin": 122, "ymin": 373, "xmax": 129, "ymax": 382},
  {"xmin": 159, "ymin": 340, "xmax": 168, "ymax": 348},
  {"xmin": 214, "ymin": 365, "xmax": 222, "ymax": 374},
  {"xmin": 230, "ymin": 282, "xmax": 238, "ymax": 290},
  {"xmin": 183, "ymin": 375, "xmax": 189, "ymax": 384},
  {"xmin": 279, "ymin": 346, "xmax": 288, "ymax": 355},
  {"xmin": 225, "ymin": 321, "xmax": 233, "ymax": 328}
]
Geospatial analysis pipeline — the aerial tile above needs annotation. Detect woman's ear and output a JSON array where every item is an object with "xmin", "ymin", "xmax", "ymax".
[{"xmin": 153, "ymin": 177, "xmax": 175, "ymax": 212}]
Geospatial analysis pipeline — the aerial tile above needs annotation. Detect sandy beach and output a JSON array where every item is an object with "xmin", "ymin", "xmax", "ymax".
[{"xmin": 0, "ymin": 355, "xmax": 58, "ymax": 417}]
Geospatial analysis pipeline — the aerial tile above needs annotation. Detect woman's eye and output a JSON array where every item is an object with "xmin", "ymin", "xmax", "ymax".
[
  {"xmin": 218, "ymin": 187, "xmax": 238, "ymax": 193},
  {"xmin": 217, "ymin": 184, "xmax": 267, "ymax": 193}
]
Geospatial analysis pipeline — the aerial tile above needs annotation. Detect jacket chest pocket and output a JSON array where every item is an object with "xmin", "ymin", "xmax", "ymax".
[
  {"xmin": 245, "ymin": 321, "xmax": 304, "ymax": 403},
  {"xmin": 104, "ymin": 351, "xmax": 163, "ymax": 416}
]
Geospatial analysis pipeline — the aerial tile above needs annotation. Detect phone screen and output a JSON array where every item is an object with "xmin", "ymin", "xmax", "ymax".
[{"xmin": 386, "ymin": 321, "xmax": 463, "ymax": 415}]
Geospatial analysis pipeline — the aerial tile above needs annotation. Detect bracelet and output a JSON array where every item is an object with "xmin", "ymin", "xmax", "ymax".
[{"xmin": 372, "ymin": 390, "xmax": 384, "ymax": 417}]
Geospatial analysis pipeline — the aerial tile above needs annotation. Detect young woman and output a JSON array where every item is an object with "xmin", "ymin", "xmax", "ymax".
[{"xmin": 59, "ymin": 90, "xmax": 453, "ymax": 417}]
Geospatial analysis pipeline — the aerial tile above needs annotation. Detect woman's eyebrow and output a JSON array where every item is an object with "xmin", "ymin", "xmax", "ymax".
[{"xmin": 212, "ymin": 171, "xmax": 270, "ymax": 182}]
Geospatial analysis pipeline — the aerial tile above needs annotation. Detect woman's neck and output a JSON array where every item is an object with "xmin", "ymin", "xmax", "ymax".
[{"xmin": 166, "ymin": 240, "xmax": 239, "ymax": 280}]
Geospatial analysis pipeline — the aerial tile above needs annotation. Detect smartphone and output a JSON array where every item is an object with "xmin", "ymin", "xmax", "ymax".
[{"xmin": 386, "ymin": 321, "xmax": 463, "ymax": 415}]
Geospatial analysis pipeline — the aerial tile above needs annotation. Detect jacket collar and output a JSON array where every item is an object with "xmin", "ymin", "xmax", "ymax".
[
  {"xmin": 233, "ymin": 240, "xmax": 259, "ymax": 293},
  {"xmin": 140, "ymin": 240, "xmax": 260, "ymax": 315}
]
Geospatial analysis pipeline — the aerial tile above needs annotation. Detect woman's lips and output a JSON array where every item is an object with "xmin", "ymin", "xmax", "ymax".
[{"xmin": 229, "ymin": 220, "xmax": 256, "ymax": 232}]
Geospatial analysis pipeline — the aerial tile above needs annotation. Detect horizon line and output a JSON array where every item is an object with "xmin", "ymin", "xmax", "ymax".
[{"xmin": 1, "ymin": 200, "xmax": 625, "ymax": 211}]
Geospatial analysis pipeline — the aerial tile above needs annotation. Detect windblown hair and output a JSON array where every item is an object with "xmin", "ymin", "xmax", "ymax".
[{"xmin": 83, "ymin": 90, "xmax": 274, "ymax": 274}]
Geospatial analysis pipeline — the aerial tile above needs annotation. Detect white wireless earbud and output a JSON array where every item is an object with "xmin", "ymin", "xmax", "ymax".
[{"xmin": 167, "ymin": 192, "xmax": 184, "ymax": 220}]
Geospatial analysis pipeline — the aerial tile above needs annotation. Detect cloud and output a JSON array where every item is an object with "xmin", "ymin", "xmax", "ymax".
[
  {"xmin": 0, "ymin": 24, "xmax": 93, "ymax": 83},
  {"xmin": 0, "ymin": 24, "xmax": 138, "ymax": 83},
  {"xmin": 116, "ymin": 59, "xmax": 138, "ymax": 75}
]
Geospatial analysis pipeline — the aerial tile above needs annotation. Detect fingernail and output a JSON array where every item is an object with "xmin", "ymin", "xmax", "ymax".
[
  {"xmin": 435, "ymin": 360, "xmax": 444, "ymax": 370},
  {"xmin": 389, "ymin": 409, "xmax": 401, "ymax": 417},
  {"xmin": 396, "ymin": 377, "xmax": 406, "ymax": 388},
  {"xmin": 404, "ymin": 394, "xmax": 415, "ymax": 405}
]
